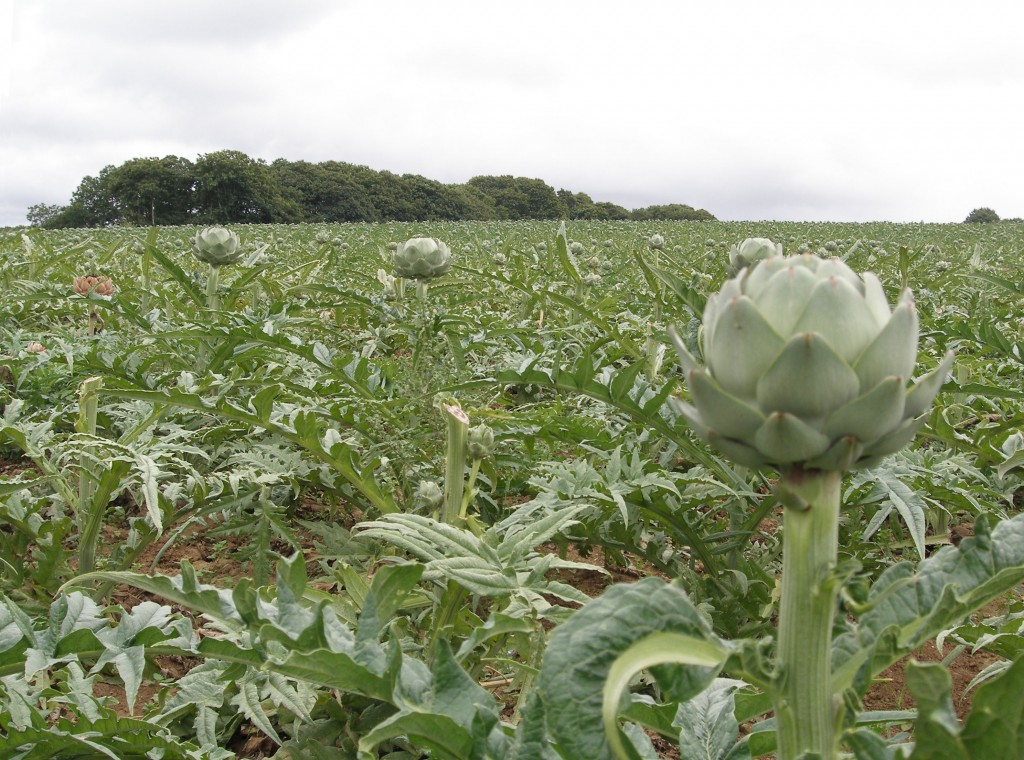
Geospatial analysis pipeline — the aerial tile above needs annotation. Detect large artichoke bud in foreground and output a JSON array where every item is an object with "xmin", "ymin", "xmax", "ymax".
[
  {"xmin": 670, "ymin": 254, "xmax": 953, "ymax": 472},
  {"xmin": 192, "ymin": 226, "xmax": 242, "ymax": 267},
  {"xmin": 727, "ymin": 237, "xmax": 781, "ymax": 275},
  {"xmin": 392, "ymin": 237, "xmax": 452, "ymax": 280}
]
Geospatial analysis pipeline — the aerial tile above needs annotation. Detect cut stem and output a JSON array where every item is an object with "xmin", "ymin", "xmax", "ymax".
[
  {"xmin": 774, "ymin": 469, "xmax": 842, "ymax": 760},
  {"xmin": 441, "ymin": 403, "xmax": 468, "ymax": 525}
]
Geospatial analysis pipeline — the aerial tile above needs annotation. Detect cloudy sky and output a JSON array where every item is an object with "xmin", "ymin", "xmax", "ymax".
[{"xmin": 1, "ymin": 0, "xmax": 1021, "ymax": 227}]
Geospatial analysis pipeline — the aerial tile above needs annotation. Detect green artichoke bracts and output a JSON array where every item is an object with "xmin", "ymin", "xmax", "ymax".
[
  {"xmin": 670, "ymin": 253, "xmax": 953, "ymax": 473},
  {"xmin": 192, "ymin": 226, "xmax": 242, "ymax": 267},
  {"xmin": 727, "ymin": 237, "xmax": 781, "ymax": 275},
  {"xmin": 392, "ymin": 237, "xmax": 452, "ymax": 280}
]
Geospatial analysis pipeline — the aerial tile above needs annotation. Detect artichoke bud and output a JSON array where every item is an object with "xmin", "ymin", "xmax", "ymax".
[
  {"xmin": 467, "ymin": 423, "xmax": 495, "ymax": 459},
  {"xmin": 193, "ymin": 226, "xmax": 242, "ymax": 267},
  {"xmin": 727, "ymin": 237, "xmax": 781, "ymax": 275},
  {"xmin": 586, "ymin": 255, "xmax": 602, "ymax": 271},
  {"xmin": 671, "ymin": 253, "xmax": 954, "ymax": 473},
  {"xmin": 72, "ymin": 275, "xmax": 116, "ymax": 299},
  {"xmin": 583, "ymin": 272, "xmax": 603, "ymax": 286},
  {"xmin": 569, "ymin": 241, "xmax": 584, "ymax": 255},
  {"xmin": 414, "ymin": 480, "xmax": 443, "ymax": 511},
  {"xmin": 392, "ymin": 237, "xmax": 452, "ymax": 280},
  {"xmin": 648, "ymin": 233, "xmax": 666, "ymax": 250}
]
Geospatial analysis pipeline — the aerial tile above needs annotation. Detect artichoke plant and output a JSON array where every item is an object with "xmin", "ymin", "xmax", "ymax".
[
  {"xmin": 727, "ymin": 236, "xmax": 781, "ymax": 275},
  {"xmin": 670, "ymin": 253, "xmax": 953, "ymax": 474},
  {"xmin": 192, "ymin": 226, "xmax": 243, "ymax": 267},
  {"xmin": 392, "ymin": 237, "xmax": 452, "ymax": 280},
  {"xmin": 669, "ymin": 252, "xmax": 953, "ymax": 760}
]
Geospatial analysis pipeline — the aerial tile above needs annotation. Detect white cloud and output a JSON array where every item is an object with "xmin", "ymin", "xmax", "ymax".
[{"xmin": 2, "ymin": 0, "xmax": 1022, "ymax": 225}]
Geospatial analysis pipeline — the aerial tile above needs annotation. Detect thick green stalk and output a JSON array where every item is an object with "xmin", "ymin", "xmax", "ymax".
[
  {"xmin": 205, "ymin": 263, "xmax": 221, "ymax": 311},
  {"xmin": 76, "ymin": 376, "xmax": 103, "ymax": 575},
  {"xmin": 441, "ymin": 404, "xmax": 468, "ymax": 525},
  {"xmin": 416, "ymin": 280, "xmax": 430, "ymax": 301},
  {"xmin": 774, "ymin": 469, "xmax": 842, "ymax": 760}
]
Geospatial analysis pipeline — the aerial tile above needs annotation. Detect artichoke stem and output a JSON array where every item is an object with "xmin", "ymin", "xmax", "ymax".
[
  {"xmin": 205, "ymin": 264, "xmax": 221, "ymax": 311},
  {"xmin": 416, "ymin": 280, "xmax": 430, "ymax": 301},
  {"xmin": 76, "ymin": 376, "xmax": 104, "ymax": 576},
  {"xmin": 775, "ymin": 468, "xmax": 842, "ymax": 760},
  {"xmin": 441, "ymin": 405, "xmax": 468, "ymax": 525}
]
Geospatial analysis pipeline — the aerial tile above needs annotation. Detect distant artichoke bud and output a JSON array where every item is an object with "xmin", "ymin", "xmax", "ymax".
[
  {"xmin": 670, "ymin": 254, "xmax": 954, "ymax": 473},
  {"xmin": 599, "ymin": 259, "xmax": 614, "ymax": 274},
  {"xmin": 25, "ymin": 341, "xmax": 46, "ymax": 354},
  {"xmin": 492, "ymin": 252, "xmax": 508, "ymax": 266},
  {"xmin": 583, "ymin": 272, "xmax": 603, "ymax": 286},
  {"xmin": 536, "ymin": 242, "xmax": 547, "ymax": 252},
  {"xmin": 392, "ymin": 237, "xmax": 452, "ymax": 280},
  {"xmin": 569, "ymin": 241, "xmax": 584, "ymax": 255},
  {"xmin": 728, "ymin": 237, "xmax": 781, "ymax": 275},
  {"xmin": 586, "ymin": 255, "xmax": 601, "ymax": 271},
  {"xmin": 648, "ymin": 233, "xmax": 665, "ymax": 250},
  {"xmin": 414, "ymin": 480, "xmax": 443, "ymax": 511},
  {"xmin": 387, "ymin": 241, "xmax": 399, "ymax": 251},
  {"xmin": 315, "ymin": 230, "xmax": 331, "ymax": 244},
  {"xmin": 72, "ymin": 275, "xmax": 116, "ymax": 299},
  {"xmin": 467, "ymin": 423, "xmax": 495, "ymax": 459},
  {"xmin": 193, "ymin": 226, "xmax": 242, "ymax": 267}
]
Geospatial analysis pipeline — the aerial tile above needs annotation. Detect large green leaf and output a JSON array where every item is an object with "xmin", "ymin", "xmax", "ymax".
[
  {"xmin": 833, "ymin": 513, "xmax": 1024, "ymax": 695},
  {"xmin": 536, "ymin": 577, "xmax": 730, "ymax": 760}
]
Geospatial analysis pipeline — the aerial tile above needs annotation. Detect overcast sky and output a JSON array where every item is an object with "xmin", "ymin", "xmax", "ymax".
[{"xmin": 1, "ymin": 0, "xmax": 1022, "ymax": 227}]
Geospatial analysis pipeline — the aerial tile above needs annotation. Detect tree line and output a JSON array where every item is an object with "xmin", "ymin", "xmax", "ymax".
[{"xmin": 26, "ymin": 150, "xmax": 716, "ymax": 228}]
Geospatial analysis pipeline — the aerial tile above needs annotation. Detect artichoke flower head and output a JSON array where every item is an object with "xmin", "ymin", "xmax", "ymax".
[
  {"xmin": 670, "ymin": 253, "xmax": 953, "ymax": 473},
  {"xmin": 392, "ymin": 236, "xmax": 452, "ymax": 280},
  {"xmin": 192, "ymin": 226, "xmax": 242, "ymax": 267},
  {"xmin": 728, "ymin": 237, "xmax": 781, "ymax": 275}
]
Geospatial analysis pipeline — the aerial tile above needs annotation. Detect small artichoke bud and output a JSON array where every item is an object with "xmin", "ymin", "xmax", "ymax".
[
  {"xmin": 670, "ymin": 253, "xmax": 954, "ymax": 473},
  {"xmin": 535, "ymin": 242, "xmax": 547, "ymax": 252},
  {"xmin": 599, "ymin": 259, "xmax": 614, "ymax": 274},
  {"xmin": 25, "ymin": 341, "xmax": 46, "ymax": 354},
  {"xmin": 727, "ymin": 237, "xmax": 781, "ymax": 275},
  {"xmin": 467, "ymin": 423, "xmax": 495, "ymax": 460},
  {"xmin": 414, "ymin": 480, "xmax": 444, "ymax": 511},
  {"xmin": 492, "ymin": 252, "xmax": 508, "ymax": 266},
  {"xmin": 392, "ymin": 237, "xmax": 452, "ymax": 280},
  {"xmin": 72, "ymin": 275, "xmax": 116, "ymax": 299},
  {"xmin": 648, "ymin": 233, "xmax": 665, "ymax": 250},
  {"xmin": 569, "ymin": 241, "xmax": 584, "ymax": 255},
  {"xmin": 586, "ymin": 255, "xmax": 602, "ymax": 271},
  {"xmin": 193, "ymin": 226, "xmax": 243, "ymax": 267},
  {"xmin": 583, "ymin": 272, "xmax": 603, "ymax": 286}
]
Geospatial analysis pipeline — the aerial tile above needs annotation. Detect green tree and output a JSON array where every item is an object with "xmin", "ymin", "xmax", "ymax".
[
  {"xmin": 52, "ymin": 166, "xmax": 121, "ymax": 227},
  {"xmin": 467, "ymin": 176, "xmax": 567, "ymax": 219},
  {"xmin": 964, "ymin": 207, "xmax": 1000, "ymax": 223},
  {"xmin": 25, "ymin": 203, "xmax": 67, "ymax": 228},
  {"xmin": 632, "ymin": 203, "xmax": 715, "ymax": 221},
  {"xmin": 193, "ymin": 150, "xmax": 297, "ymax": 223},
  {"xmin": 107, "ymin": 155, "xmax": 195, "ymax": 226},
  {"xmin": 270, "ymin": 159, "xmax": 378, "ymax": 222}
]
